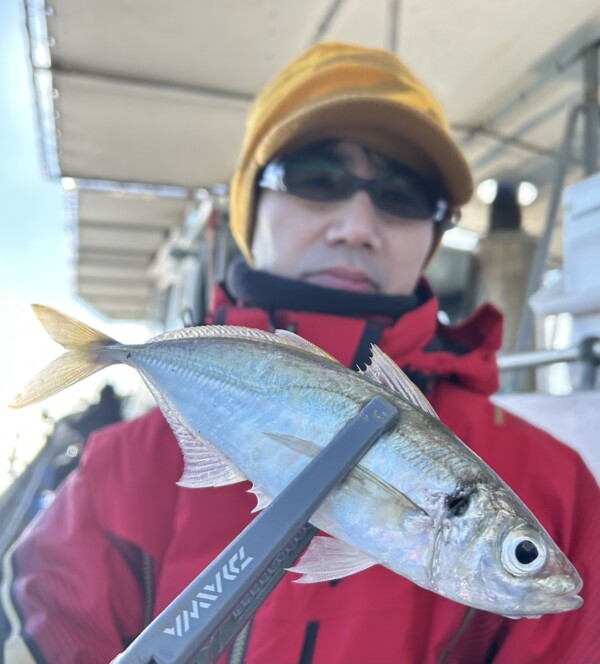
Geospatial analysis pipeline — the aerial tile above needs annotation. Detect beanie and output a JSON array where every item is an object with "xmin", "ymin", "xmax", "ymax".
[{"xmin": 229, "ymin": 41, "xmax": 473, "ymax": 262}]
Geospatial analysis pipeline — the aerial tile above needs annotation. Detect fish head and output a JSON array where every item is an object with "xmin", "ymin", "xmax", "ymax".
[{"xmin": 429, "ymin": 483, "xmax": 583, "ymax": 618}]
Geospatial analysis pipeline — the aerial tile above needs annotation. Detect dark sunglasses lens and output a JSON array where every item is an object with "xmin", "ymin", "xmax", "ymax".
[
  {"xmin": 376, "ymin": 176, "xmax": 436, "ymax": 219},
  {"xmin": 278, "ymin": 157, "xmax": 440, "ymax": 219},
  {"xmin": 283, "ymin": 160, "xmax": 351, "ymax": 201}
]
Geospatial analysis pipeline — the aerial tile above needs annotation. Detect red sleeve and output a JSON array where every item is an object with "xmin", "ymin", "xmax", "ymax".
[{"xmin": 1, "ymin": 463, "xmax": 146, "ymax": 663}]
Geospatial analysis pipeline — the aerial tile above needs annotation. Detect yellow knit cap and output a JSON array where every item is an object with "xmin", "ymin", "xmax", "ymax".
[{"xmin": 230, "ymin": 41, "xmax": 473, "ymax": 262}]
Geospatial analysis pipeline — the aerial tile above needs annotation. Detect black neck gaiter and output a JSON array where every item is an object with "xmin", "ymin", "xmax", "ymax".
[{"xmin": 225, "ymin": 259, "xmax": 428, "ymax": 321}]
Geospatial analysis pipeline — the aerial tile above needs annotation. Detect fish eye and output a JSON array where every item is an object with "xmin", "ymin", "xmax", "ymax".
[
  {"xmin": 515, "ymin": 540, "xmax": 538, "ymax": 564},
  {"xmin": 501, "ymin": 527, "xmax": 548, "ymax": 576}
]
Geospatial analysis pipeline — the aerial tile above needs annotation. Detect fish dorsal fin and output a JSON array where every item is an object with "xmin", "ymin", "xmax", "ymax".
[
  {"xmin": 149, "ymin": 325, "xmax": 337, "ymax": 362},
  {"xmin": 287, "ymin": 536, "xmax": 377, "ymax": 583},
  {"xmin": 360, "ymin": 345, "xmax": 439, "ymax": 420},
  {"xmin": 142, "ymin": 380, "xmax": 246, "ymax": 488}
]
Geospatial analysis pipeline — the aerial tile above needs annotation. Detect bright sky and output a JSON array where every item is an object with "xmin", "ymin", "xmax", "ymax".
[{"xmin": 0, "ymin": 1, "xmax": 149, "ymax": 494}]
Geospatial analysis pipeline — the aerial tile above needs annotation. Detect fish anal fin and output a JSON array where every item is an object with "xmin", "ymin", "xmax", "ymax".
[
  {"xmin": 360, "ymin": 345, "xmax": 439, "ymax": 420},
  {"xmin": 287, "ymin": 536, "xmax": 377, "ymax": 583},
  {"xmin": 176, "ymin": 442, "xmax": 247, "ymax": 489}
]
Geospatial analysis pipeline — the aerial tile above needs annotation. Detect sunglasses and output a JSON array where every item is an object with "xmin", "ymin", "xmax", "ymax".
[{"xmin": 258, "ymin": 156, "xmax": 452, "ymax": 224}]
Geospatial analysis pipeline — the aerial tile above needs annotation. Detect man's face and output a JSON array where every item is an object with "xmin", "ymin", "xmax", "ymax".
[{"xmin": 251, "ymin": 141, "xmax": 436, "ymax": 295}]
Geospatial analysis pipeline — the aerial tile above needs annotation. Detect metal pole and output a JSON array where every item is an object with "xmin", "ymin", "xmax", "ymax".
[
  {"xmin": 388, "ymin": 0, "xmax": 401, "ymax": 53},
  {"xmin": 511, "ymin": 102, "xmax": 582, "ymax": 359},
  {"xmin": 498, "ymin": 338, "xmax": 600, "ymax": 370},
  {"xmin": 509, "ymin": 42, "xmax": 600, "ymax": 392},
  {"xmin": 583, "ymin": 43, "xmax": 599, "ymax": 174},
  {"xmin": 513, "ymin": 42, "xmax": 600, "ymax": 361}
]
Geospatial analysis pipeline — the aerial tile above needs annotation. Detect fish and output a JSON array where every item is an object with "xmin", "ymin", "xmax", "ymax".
[{"xmin": 10, "ymin": 304, "xmax": 583, "ymax": 618}]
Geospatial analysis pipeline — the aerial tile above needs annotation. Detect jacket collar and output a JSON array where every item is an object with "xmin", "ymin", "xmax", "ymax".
[{"xmin": 208, "ymin": 279, "xmax": 502, "ymax": 396}]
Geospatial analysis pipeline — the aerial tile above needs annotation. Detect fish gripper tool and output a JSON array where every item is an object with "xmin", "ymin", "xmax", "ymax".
[{"xmin": 114, "ymin": 395, "xmax": 398, "ymax": 664}]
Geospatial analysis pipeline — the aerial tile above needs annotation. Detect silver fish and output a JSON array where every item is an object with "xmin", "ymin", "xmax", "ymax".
[{"xmin": 11, "ymin": 305, "xmax": 583, "ymax": 618}]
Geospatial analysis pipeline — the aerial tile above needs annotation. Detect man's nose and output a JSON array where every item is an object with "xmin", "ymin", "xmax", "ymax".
[{"xmin": 324, "ymin": 191, "xmax": 382, "ymax": 249}]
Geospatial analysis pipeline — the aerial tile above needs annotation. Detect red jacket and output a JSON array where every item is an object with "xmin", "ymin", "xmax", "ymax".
[{"xmin": 2, "ymin": 290, "xmax": 599, "ymax": 664}]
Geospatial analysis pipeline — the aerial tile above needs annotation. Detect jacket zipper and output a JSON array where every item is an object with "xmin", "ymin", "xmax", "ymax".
[
  {"xmin": 142, "ymin": 550, "xmax": 155, "ymax": 627},
  {"xmin": 227, "ymin": 621, "xmax": 252, "ymax": 664}
]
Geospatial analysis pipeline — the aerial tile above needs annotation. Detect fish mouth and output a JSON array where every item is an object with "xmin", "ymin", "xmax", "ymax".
[
  {"xmin": 508, "ymin": 574, "xmax": 584, "ymax": 618},
  {"xmin": 508, "ymin": 593, "xmax": 583, "ymax": 619},
  {"xmin": 538, "ymin": 570, "xmax": 584, "ymax": 613},
  {"xmin": 559, "ymin": 593, "xmax": 584, "ymax": 611},
  {"xmin": 494, "ymin": 567, "xmax": 584, "ymax": 619}
]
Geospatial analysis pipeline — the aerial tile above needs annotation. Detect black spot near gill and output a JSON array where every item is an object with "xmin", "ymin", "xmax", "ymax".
[
  {"xmin": 445, "ymin": 486, "xmax": 477, "ymax": 517},
  {"xmin": 126, "ymin": 352, "xmax": 131, "ymax": 359}
]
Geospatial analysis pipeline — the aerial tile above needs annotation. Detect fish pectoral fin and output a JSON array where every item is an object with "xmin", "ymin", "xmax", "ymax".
[
  {"xmin": 144, "ymin": 382, "xmax": 247, "ymax": 489},
  {"xmin": 346, "ymin": 466, "xmax": 429, "ymax": 517},
  {"xmin": 359, "ymin": 345, "xmax": 439, "ymax": 420},
  {"xmin": 247, "ymin": 485, "xmax": 273, "ymax": 512},
  {"xmin": 287, "ymin": 536, "xmax": 377, "ymax": 583},
  {"xmin": 263, "ymin": 432, "xmax": 322, "ymax": 456},
  {"xmin": 265, "ymin": 432, "xmax": 428, "ymax": 518}
]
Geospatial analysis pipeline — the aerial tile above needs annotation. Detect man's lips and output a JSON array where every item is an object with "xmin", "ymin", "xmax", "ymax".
[{"xmin": 303, "ymin": 268, "xmax": 378, "ymax": 293}]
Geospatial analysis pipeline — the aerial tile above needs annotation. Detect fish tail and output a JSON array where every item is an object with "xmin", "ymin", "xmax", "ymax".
[{"xmin": 10, "ymin": 305, "xmax": 120, "ymax": 408}]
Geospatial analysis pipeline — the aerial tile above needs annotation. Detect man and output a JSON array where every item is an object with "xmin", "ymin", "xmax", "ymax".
[{"xmin": 2, "ymin": 42, "xmax": 599, "ymax": 663}]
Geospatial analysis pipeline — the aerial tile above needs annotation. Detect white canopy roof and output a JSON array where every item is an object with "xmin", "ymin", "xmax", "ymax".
[{"xmin": 26, "ymin": 0, "xmax": 600, "ymax": 319}]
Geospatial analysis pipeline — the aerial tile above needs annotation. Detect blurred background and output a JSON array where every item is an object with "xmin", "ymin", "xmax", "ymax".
[{"xmin": 1, "ymin": 1, "xmax": 599, "ymax": 523}]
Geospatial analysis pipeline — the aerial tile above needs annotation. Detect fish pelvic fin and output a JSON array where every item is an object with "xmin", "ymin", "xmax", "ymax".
[
  {"xmin": 10, "ymin": 305, "xmax": 119, "ymax": 408},
  {"xmin": 288, "ymin": 536, "xmax": 377, "ymax": 583}
]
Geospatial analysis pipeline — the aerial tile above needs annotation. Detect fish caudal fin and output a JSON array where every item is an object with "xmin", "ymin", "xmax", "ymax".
[{"xmin": 10, "ymin": 305, "xmax": 119, "ymax": 408}]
